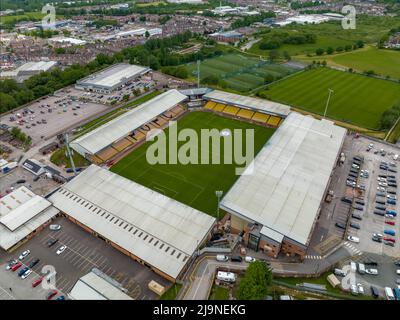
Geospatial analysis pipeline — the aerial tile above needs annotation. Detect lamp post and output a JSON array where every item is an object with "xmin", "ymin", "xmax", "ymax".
[
  {"xmin": 215, "ymin": 190, "xmax": 223, "ymax": 220},
  {"xmin": 324, "ymin": 88, "xmax": 334, "ymax": 118}
]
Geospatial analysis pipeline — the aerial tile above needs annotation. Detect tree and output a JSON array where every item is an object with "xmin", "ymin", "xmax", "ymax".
[
  {"xmin": 264, "ymin": 74, "xmax": 275, "ymax": 84},
  {"xmin": 236, "ymin": 261, "xmax": 273, "ymax": 300},
  {"xmin": 268, "ymin": 50, "xmax": 280, "ymax": 63},
  {"xmin": 315, "ymin": 48, "xmax": 324, "ymax": 56},
  {"xmin": 326, "ymin": 47, "xmax": 334, "ymax": 54},
  {"xmin": 145, "ymin": 31, "xmax": 150, "ymax": 38},
  {"xmin": 283, "ymin": 51, "xmax": 291, "ymax": 61}
]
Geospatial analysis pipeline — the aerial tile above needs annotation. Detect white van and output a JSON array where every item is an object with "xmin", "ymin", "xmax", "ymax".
[
  {"xmin": 384, "ymin": 287, "xmax": 395, "ymax": 300},
  {"xmin": 358, "ymin": 263, "xmax": 366, "ymax": 275},
  {"xmin": 216, "ymin": 271, "xmax": 236, "ymax": 283},
  {"xmin": 216, "ymin": 255, "xmax": 229, "ymax": 262},
  {"xmin": 350, "ymin": 261, "xmax": 357, "ymax": 273}
]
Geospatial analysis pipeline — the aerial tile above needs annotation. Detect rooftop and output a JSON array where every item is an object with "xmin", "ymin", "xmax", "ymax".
[
  {"xmin": 0, "ymin": 186, "xmax": 59, "ymax": 250},
  {"xmin": 70, "ymin": 89, "xmax": 187, "ymax": 155},
  {"xmin": 49, "ymin": 165, "xmax": 215, "ymax": 280},
  {"xmin": 220, "ymin": 112, "xmax": 346, "ymax": 246},
  {"xmin": 76, "ymin": 63, "xmax": 150, "ymax": 89},
  {"xmin": 203, "ymin": 90, "xmax": 290, "ymax": 117}
]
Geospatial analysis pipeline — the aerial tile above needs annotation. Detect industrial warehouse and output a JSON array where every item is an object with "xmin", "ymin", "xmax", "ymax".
[
  {"xmin": 220, "ymin": 112, "xmax": 347, "ymax": 259},
  {"xmin": 70, "ymin": 89, "xmax": 187, "ymax": 163},
  {"xmin": 75, "ymin": 63, "xmax": 150, "ymax": 93},
  {"xmin": 0, "ymin": 186, "xmax": 59, "ymax": 251},
  {"xmin": 49, "ymin": 165, "xmax": 216, "ymax": 282}
]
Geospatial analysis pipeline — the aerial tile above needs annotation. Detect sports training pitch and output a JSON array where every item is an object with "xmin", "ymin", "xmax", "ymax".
[
  {"xmin": 110, "ymin": 111, "xmax": 276, "ymax": 217},
  {"xmin": 262, "ymin": 67, "xmax": 400, "ymax": 130},
  {"xmin": 186, "ymin": 54, "xmax": 299, "ymax": 92}
]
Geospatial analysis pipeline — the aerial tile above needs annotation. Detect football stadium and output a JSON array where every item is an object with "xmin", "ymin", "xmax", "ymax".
[{"xmin": 55, "ymin": 87, "xmax": 346, "ymax": 281}]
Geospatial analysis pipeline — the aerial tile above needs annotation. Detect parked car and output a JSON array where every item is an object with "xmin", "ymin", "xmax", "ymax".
[
  {"xmin": 347, "ymin": 235, "xmax": 360, "ymax": 243},
  {"xmin": 350, "ymin": 222, "xmax": 360, "ymax": 230},
  {"xmin": 384, "ymin": 229, "xmax": 396, "ymax": 236},
  {"xmin": 384, "ymin": 237, "xmax": 396, "ymax": 243},
  {"xmin": 49, "ymin": 224, "xmax": 61, "ymax": 231},
  {"xmin": 11, "ymin": 262, "xmax": 22, "ymax": 271},
  {"xmin": 21, "ymin": 269, "xmax": 32, "ymax": 280},
  {"xmin": 32, "ymin": 277, "xmax": 43, "ymax": 288},
  {"xmin": 28, "ymin": 258, "xmax": 40, "ymax": 268},
  {"xmin": 230, "ymin": 256, "xmax": 243, "ymax": 263},
  {"xmin": 46, "ymin": 290, "xmax": 58, "ymax": 300},
  {"xmin": 366, "ymin": 269, "xmax": 379, "ymax": 275},
  {"xmin": 245, "ymin": 256, "xmax": 256, "ymax": 263},
  {"xmin": 19, "ymin": 250, "xmax": 30, "ymax": 260},
  {"xmin": 335, "ymin": 222, "xmax": 346, "ymax": 230},
  {"xmin": 46, "ymin": 239, "xmax": 58, "ymax": 247},
  {"xmin": 385, "ymin": 220, "xmax": 395, "ymax": 226},
  {"xmin": 6, "ymin": 259, "xmax": 18, "ymax": 270},
  {"xmin": 371, "ymin": 286, "xmax": 379, "ymax": 298},
  {"xmin": 357, "ymin": 283, "xmax": 364, "ymax": 295},
  {"xmin": 18, "ymin": 267, "xmax": 29, "ymax": 277},
  {"xmin": 56, "ymin": 245, "xmax": 67, "ymax": 255},
  {"xmin": 216, "ymin": 255, "xmax": 229, "ymax": 262}
]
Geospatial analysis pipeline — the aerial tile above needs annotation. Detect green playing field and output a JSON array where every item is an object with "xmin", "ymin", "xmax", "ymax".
[
  {"xmin": 110, "ymin": 111, "xmax": 275, "ymax": 217},
  {"xmin": 260, "ymin": 67, "xmax": 400, "ymax": 130}
]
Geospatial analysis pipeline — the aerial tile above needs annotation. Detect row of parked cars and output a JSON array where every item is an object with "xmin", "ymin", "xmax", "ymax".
[
  {"xmin": 373, "ymin": 160, "xmax": 398, "ymax": 247},
  {"xmin": 4, "ymin": 224, "xmax": 65, "ymax": 300}
]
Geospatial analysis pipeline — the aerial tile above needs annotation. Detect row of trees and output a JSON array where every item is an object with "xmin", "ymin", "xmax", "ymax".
[
  {"xmin": 315, "ymin": 40, "xmax": 364, "ymax": 56},
  {"xmin": 236, "ymin": 261, "xmax": 273, "ymax": 300},
  {"xmin": 259, "ymin": 33, "xmax": 316, "ymax": 50},
  {"xmin": 231, "ymin": 11, "xmax": 275, "ymax": 29},
  {"xmin": 380, "ymin": 103, "xmax": 400, "ymax": 130}
]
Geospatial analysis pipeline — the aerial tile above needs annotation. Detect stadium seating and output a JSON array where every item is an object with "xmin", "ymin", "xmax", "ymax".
[
  {"xmin": 126, "ymin": 136, "xmax": 137, "ymax": 143},
  {"xmin": 96, "ymin": 146, "xmax": 119, "ymax": 162},
  {"xmin": 132, "ymin": 131, "xmax": 146, "ymax": 142},
  {"xmin": 252, "ymin": 112, "xmax": 270, "ymax": 123},
  {"xmin": 213, "ymin": 104, "xmax": 226, "ymax": 113},
  {"xmin": 237, "ymin": 109, "xmax": 255, "ymax": 120},
  {"xmin": 112, "ymin": 138, "xmax": 133, "ymax": 152},
  {"xmin": 204, "ymin": 101, "xmax": 216, "ymax": 110},
  {"xmin": 222, "ymin": 105, "xmax": 240, "ymax": 116},
  {"xmin": 162, "ymin": 111, "xmax": 174, "ymax": 119},
  {"xmin": 266, "ymin": 115, "xmax": 282, "ymax": 127},
  {"xmin": 153, "ymin": 116, "xmax": 168, "ymax": 128},
  {"xmin": 170, "ymin": 105, "xmax": 185, "ymax": 116},
  {"xmin": 89, "ymin": 154, "xmax": 103, "ymax": 164}
]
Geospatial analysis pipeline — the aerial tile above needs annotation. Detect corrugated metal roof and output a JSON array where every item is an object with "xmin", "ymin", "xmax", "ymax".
[
  {"xmin": 221, "ymin": 112, "xmax": 346, "ymax": 246},
  {"xmin": 49, "ymin": 165, "xmax": 215, "ymax": 279},
  {"xmin": 69, "ymin": 272, "xmax": 132, "ymax": 300},
  {"xmin": 0, "ymin": 195, "xmax": 51, "ymax": 231},
  {"xmin": 0, "ymin": 186, "xmax": 59, "ymax": 250},
  {"xmin": 70, "ymin": 89, "xmax": 187, "ymax": 155},
  {"xmin": 203, "ymin": 90, "xmax": 290, "ymax": 117},
  {"xmin": 77, "ymin": 63, "xmax": 149, "ymax": 89}
]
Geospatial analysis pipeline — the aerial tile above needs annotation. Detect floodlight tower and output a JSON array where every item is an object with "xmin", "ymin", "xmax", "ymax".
[
  {"xmin": 324, "ymin": 88, "xmax": 334, "ymax": 118},
  {"xmin": 197, "ymin": 59, "xmax": 200, "ymax": 88},
  {"xmin": 64, "ymin": 133, "xmax": 77, "ymax": 176}
]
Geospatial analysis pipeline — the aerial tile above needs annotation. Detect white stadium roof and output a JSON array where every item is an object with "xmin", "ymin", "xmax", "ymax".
[
  {"xmin": 77, "ymin": 63, "xmax": 149, "ymax": 89},
  {"xmin": 70, "ymin": 89, "xmax": 187, "ymax": 155},
  {"xmin": 0, "ymin": 186, "xmax": 59, "ymax": 250},
  {"xmin": 203, "ymin": 90, "xmax": 290, "ymax": 117},
  {"xmin": 220, "ymin": 112, "xmax": 346, "ymax": 246},
  {"xmin": 49, "ymin": 165, "xmax": 215, "ymax": 280},
  {"xmin": 69, "ymin": 271, "xmax": 132, "ymax": 300}
]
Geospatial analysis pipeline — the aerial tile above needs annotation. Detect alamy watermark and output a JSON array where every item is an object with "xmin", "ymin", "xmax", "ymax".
[
  {"xmin": 145, "ymin": 121, "xmax": 255, "ymax": 175},
  {"xmin": 41, "ymin": 5, "xmax": 56, "ymax": 30},
  {"xmin": 342, "ymin": 5, "xmax": 356, "ymax": 30}
]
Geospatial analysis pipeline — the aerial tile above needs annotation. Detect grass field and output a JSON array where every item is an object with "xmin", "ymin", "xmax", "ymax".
[
  {"xmin": 249, "ymin": 16, "xmax": 400, "ymax": 57},
  {"xmin": 0, "ymin": 12, "xmax": 56, "ymax": 24},
  {"xmin": 330, "ymin": 47, "xmax": 400, "ymax": 80},
  {"xmin": 261, "ymin": 67, "xmax": 400, "ymax": 130},
  {"xmin": 110, "ymin": 111, "xmax": 275, "ymax": 217},
  {"xmin": 209, "ymin": 285, "xmax": 229, "ymax": 300},
  {"xmin": 186, "ymin": 54, "xmax": 299, "ymax": 92}
]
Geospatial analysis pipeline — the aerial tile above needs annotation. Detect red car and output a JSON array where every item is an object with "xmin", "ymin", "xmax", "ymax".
[
  {"xmin": 385, "ymin": 221, "xmax": 395, "ymax": 226},
  {"xmin": 11, "ymin": 262, "xmax": 22, "ymax": 271},
  {"xmin": 384, "ymin": 237, "xmax": 396, "ymax": 243},
  {"xmin": 46, "ymin": 290, "xmax": 58, "ymax": 300},
  {"xmin": 32, "ymin": 277, "xmax": 43, "ymax": 288}
]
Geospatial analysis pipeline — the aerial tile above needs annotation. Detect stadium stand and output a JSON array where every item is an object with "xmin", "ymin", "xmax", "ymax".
[
  {"xmin": 213, "ymin": 104, "xmax": 226, "ymax": 113},
  {"xmin": 204, "ymin": 101, "xmax": 216, "ymax": 110},
  {"xmin": 96, "ymin": 147, "xmax": 119, "ymax": 162},
  {"xmin": 266, "ymin": 115, "xmax": 282, "ymax": 127},
  {"xmin": 237, "ymin": 108, "xmax": 254, "ymax": 120},
  {"xmin": 252, "ymin": 112, "xmax": 270, "ymax": 123},
  {"xmin": 112, "ymin": 138, "xmax": 133, "ymax": 152},
  {"xmin": 222, "ymin": 105, "xmax": 240, "ymax": 116}
]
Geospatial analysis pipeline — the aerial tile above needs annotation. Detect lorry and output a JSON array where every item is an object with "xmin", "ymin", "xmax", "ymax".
[{"xmin": 2, "ymin": 162, "xmax": 17, "ymax": 174}]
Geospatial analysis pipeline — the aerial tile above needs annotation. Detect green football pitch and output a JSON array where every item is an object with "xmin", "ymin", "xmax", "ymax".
[
  {"xmin": 110, "ymin": 111, "xmax": 276, "ymax": 217},
  {"xmin": 263, "ymin": 67, "xmax": 400, "ymax": 130}
]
